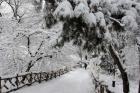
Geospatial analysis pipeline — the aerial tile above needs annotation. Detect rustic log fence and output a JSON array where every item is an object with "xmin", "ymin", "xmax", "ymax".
[
  {"xmin": 95, "ymin": 81, "xmax": 113, "ymax": 93},
  {"xmin": 0, "ymin": 67, "xmax": 69, "ymax": 93},
  {"xmin": 90, "ymin": 72, "xmax": 113, "ymax": 93}
]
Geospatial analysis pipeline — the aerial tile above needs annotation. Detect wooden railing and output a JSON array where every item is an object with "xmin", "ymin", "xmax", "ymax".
[
  {"xmin": 0, "ymin": 67, "xmax": 70, "ymax": 93},
  {"xmin": 91, "ymin": 73, "xmax": 113, "ymax": 93},
  {"xmin": 95, "ymin": 81, "xmax": 112, "ymax": 93}
]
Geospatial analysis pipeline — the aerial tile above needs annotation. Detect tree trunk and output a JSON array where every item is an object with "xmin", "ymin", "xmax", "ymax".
[
  {"xmin": 138, "ymin": 80, "xmax": 140, "ymax": 93},
  {"xmin": 136, "ymin": 39, "xmax": 140, "ymax": 93},
  {"xmin": 109, "ymin": 44, "xmax": 129, "ymax": 93}
]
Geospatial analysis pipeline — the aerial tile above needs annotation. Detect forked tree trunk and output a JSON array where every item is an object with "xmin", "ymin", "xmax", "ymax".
[{"xmin": 109, "ymin": 44, "xmax": 129, "ymax": 93}]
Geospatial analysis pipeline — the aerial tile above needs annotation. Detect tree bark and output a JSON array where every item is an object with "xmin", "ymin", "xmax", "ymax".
[
  {"xmin": 109, "ymin": 44, "xmax": 129, "ymax": 93},
  {"xmin": 138, "ymin": 80, "xmax": 140, "ymax": 93},
  {"xmin": 136, "ymin": 39, "xmax": 140, "ymax": 93}
]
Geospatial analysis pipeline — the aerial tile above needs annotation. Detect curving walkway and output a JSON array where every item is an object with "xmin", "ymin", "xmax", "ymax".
[{"xmin": 13, "ymin": 69, "xmax": 94, "ymax": 93}]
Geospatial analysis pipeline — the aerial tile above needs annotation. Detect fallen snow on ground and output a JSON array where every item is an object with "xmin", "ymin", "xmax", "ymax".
[{"xmin": 12, "ymin": 69, "xmax": 94, "ymax": 93}]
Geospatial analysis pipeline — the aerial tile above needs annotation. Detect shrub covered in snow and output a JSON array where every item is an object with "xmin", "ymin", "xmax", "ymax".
[{"xmin": 54, "ymin": 0, "xmax": 74, "ymax": 19}]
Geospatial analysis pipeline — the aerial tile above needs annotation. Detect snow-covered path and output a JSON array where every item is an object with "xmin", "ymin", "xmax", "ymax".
[{"xmin": 13, "ymin": 69, "xmax": 94, "ymax": 93}]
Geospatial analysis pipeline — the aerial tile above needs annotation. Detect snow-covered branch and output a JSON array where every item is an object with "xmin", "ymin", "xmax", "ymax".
[{"xmin": 109, "ymin": 17, "xmax": 125, "ymax": 27}]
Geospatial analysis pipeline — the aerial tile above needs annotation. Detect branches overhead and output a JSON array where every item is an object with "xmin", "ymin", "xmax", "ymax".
[
  {"xmin": 2, "ymin": 0, "xmax": 24, "ymax": 22},
  {"xmin": 14, "ymin": 30, "xmax": 56, "ymax": 72},
  {"xmin": 109, "ymin": 17, "xmax": 125, "ymax": 27},
  {"xmin": 51, "ymin": 0, "xmax": 140, "ymax": 53},
  {"xmin": 15, "ymin": 31, "xmax": 45, "ymax": 57}
]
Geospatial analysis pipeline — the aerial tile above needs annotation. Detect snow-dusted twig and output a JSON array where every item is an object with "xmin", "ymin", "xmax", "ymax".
[{"xmin": 109, "ymin": 17, "xmax": 125, "ymax": 27}]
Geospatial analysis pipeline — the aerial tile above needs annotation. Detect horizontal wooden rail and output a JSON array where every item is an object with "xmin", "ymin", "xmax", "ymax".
[
  {"xmin": 0, "ymin": 67, "xmax": 70, "ymax": 93},
  {"xmin": 91, "ymin": 72, "xmax": 113, "ymax": 93}
]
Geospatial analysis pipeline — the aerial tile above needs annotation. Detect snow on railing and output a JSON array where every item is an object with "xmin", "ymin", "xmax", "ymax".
[
  {"xmin": 95, "ymin": 81, "xmax": 112, "ymax": 93},
  {"xmin": 90, "ymin": 72, "xmax": 113, "ymax": 93},
  {"xmin": 0, "ymin": 67, "xmax": 70, "ymax": 93}
]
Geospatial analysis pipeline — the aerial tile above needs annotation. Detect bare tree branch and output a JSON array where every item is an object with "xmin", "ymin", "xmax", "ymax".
[{"xmin": 34, "ymin": 40, "xmax": 44, "ymax": 56}]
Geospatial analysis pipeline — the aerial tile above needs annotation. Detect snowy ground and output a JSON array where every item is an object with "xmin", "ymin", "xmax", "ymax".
[
  {"xmin": 12, "ymin": 69, "xmax": 94, "ymax": 93},
  {"xmin": 99, "ymin": 73, "xmax": 139, "ymax": 93}
]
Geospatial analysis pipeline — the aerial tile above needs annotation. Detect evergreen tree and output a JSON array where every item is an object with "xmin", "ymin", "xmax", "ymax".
[{"xmin": 45, "ymin": 0, "xmax": 140, "ymax": 93}]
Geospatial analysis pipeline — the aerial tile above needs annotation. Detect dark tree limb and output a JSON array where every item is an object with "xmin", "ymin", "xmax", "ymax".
[
  {"xmin": 109, "ymin": 44, "xmax": 129, "ymax": 93},
  {"xmin": 15, "ymin": 32, "xmax": 46, "ymax": 72}
]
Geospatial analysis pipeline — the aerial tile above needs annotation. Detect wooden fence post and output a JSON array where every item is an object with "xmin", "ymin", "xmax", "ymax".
[
  {"xmin": 29, "ymin": 73, "xmax": 32, "ymax": 85},
  {"xmin": 54, "ymin": 72, "xmax": 56, "ymax": 78},
  {"xmin": 16, "ymin": 74, "xmax": 19, "ymax": 89},
  {"xmin": 38, "ymin": 73, "xmax": 41, "ymax": 83},
  {"xmin": 40, "ymin": 72, "xmax": 42, "ymax": 82},
  {"xmin": 112, "ymin": 81, "xmax": 115, "ymax": 87},
  {"xmin": 59, "ymin": 70, "xmax": 60, "ymax": 76},
  {"xmin": 100, "ymin": 85, "xmax": 104, "ymax": 93},
  {"xmin": 0, "ymin": 77, "xmax": 2, "ymax": 93},
  {"xmin": 48, "ymin": 73, "xmax": 50, "ymax": 80},
  {"xmin": 51, "ymin": 71, "xmax": 53, "ymax": 79},
  {"xmin": 45, "ymin": 73, "xmax": 48, "ymax": 81}
]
